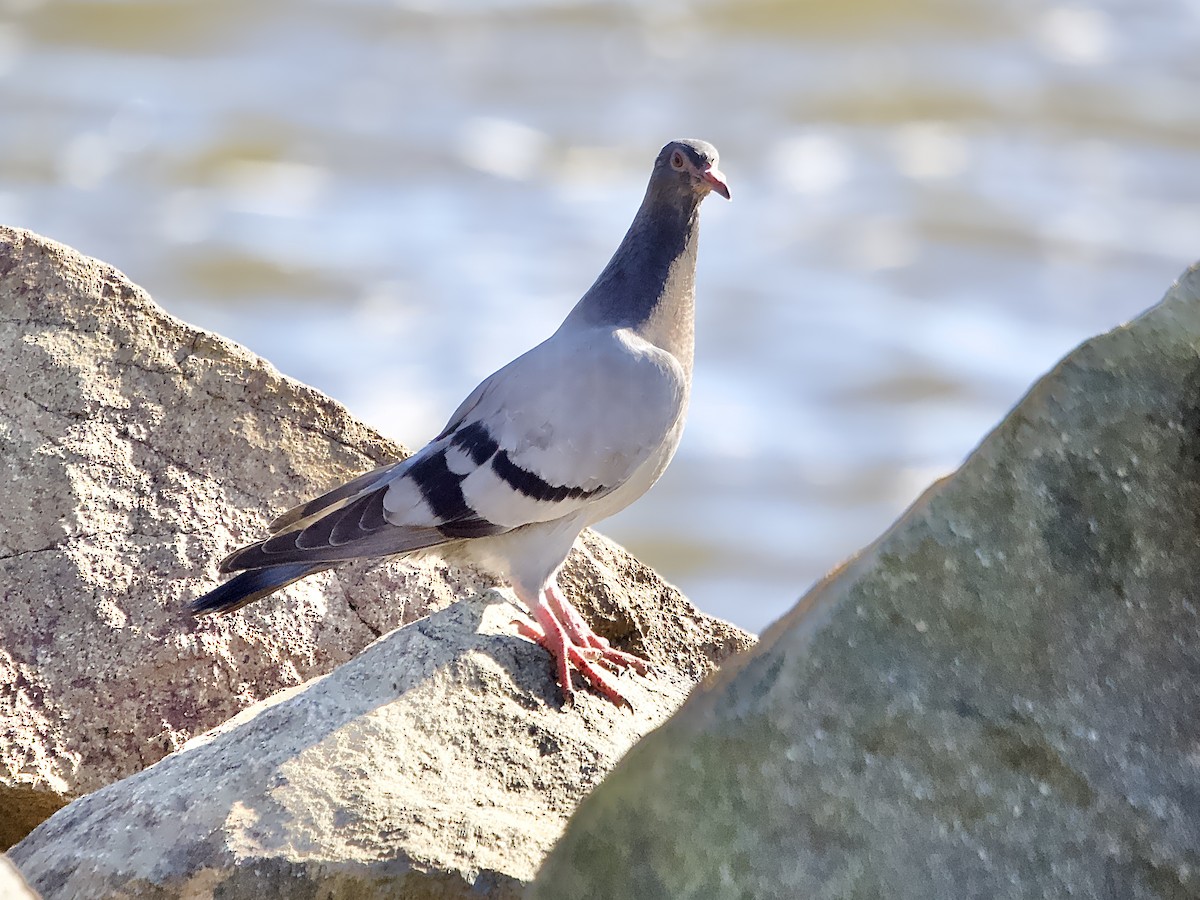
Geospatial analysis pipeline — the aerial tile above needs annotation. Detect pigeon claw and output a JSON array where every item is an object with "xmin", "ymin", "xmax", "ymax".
[{"xmin": 514, "ymin": 585, "xmax": 650, "ymax": 708}]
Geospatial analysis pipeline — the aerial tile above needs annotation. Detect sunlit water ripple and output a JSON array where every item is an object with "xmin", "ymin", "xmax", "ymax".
[{"xmin": 2, "ymin": 0, "xmax": 1198, "ymax": 632}]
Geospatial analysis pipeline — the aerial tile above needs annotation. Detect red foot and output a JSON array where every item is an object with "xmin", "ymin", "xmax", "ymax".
[
  {"xmin": 545, "ymin": 583, "xmax": 650, "ymax": 676},
  {"xmin": 512, "ymin": 585, "xmax": 650, "ymax": 708}
]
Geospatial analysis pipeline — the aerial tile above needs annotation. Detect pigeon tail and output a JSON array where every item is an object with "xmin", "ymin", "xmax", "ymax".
[{"xmin": 190, "ymin": 562, "xmax": 333, "ymax": 616}]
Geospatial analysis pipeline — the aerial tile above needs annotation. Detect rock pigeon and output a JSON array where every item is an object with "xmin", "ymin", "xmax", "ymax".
[{"xmin": 191, "ymin": 138, "xmax": 730, "ymax": 707}]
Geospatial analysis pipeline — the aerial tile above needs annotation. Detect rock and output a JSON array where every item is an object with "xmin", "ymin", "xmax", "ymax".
[
  {"xmin": 0, "ymin": 855, "xmax": 40, "ymax": 899},
  {"xmin": 0, "ymin": 226, "xmax": 752, "ymax": 847},
  {"xmin": 531, "ymin": 264, "xmax": 1200, "ymax": 899},
  {"xmin": 11, "ymin": 589, "xmax": 717, "ymax": 899}
]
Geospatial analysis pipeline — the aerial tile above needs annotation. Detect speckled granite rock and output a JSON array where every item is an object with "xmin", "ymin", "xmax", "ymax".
[
  {"xmin": 532, "ymin": 264, "xmax": 1200, "ymax": 899},
  {"xmin": 0, "ymin": 226, "xmax": 751, "ymax": 851},
  {"xmin": 11, "ymin": 587, "xmax": 730, "ymax": 899}
]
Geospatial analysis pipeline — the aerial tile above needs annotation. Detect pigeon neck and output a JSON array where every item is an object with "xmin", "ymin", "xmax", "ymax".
[{"xmin": 568, "ymin": 186, "xmax": 701, "ymax": 370}]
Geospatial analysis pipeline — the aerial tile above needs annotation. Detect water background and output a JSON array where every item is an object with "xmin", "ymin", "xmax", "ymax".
[{"xmin": 2, "ymin": 0, "xmax": 1198, "ymax": 633}]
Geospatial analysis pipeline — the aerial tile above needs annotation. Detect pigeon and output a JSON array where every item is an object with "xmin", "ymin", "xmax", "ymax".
[{"xmin": 191, "ymin": 138, "xmax": 730, "ymax": 707}]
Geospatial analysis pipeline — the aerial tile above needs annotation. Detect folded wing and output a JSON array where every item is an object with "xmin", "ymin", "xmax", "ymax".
[{"xmin": 219, "ymin": 325, "xmax": 686, "ymax": 574}]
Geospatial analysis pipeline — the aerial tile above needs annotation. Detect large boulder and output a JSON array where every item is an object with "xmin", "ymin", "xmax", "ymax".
[
  {"xmin": 10, "ymin": 590, "xmax": 711, "ymax": 899},
  {"xmin": 0, "ymin": 226, "xmax": 751, "ymax": 848},
  {"xmin": 531, "ymin": 264, "xmax": 1200, "ymax": 899}
]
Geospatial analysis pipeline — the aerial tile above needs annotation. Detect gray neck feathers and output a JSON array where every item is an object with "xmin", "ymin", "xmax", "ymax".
[{"xmin": 562, "ymin": 179, "xmax": 702, "ymax": 374}]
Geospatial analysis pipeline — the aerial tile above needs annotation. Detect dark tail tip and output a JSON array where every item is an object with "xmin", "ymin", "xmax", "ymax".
[{"xmin": 189, "ymin": 563, "xmax": 326, "ymax": 617}]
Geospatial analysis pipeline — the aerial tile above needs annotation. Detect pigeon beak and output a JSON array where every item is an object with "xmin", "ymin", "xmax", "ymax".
[{"xmin": 702, "ymin": 166, "xmax": 731, "ymax": 200}]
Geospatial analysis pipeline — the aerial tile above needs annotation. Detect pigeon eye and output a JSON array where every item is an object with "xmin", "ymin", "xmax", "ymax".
[{"xmin": 671, "ymin": 152, "xmax": 685, "ymax": 169}]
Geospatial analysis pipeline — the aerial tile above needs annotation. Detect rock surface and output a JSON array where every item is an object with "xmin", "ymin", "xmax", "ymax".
[
  {"xmin": 0, "ymin": 226, "xmax": 751, "ymax": 849},
  {"xmin": 531, "ymin": 264, "xmax": 1200, "ymax": 899},
  {"xmin": 11, "ymin": 589, "xmax": 710, "ymax": 899}
]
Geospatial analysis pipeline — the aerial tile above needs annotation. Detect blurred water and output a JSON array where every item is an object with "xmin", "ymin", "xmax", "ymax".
[{"xmin": 2, "ymin": 0, "xmax": 1198, "ymax": 633}]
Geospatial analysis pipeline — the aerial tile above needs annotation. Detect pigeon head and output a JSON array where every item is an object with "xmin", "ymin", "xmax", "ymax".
[{"xmin": 653, "ymin": 139, "xmax": 731, "ymax": 201}]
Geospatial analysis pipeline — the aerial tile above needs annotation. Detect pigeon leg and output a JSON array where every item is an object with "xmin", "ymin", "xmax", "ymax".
[
  {"xmin": 544, "ymin": 581, "xmax": 650, "ymax": 675},
  {"xmin": 513, "ymin": 586, "xmax": 645, "ymax": 708},
  {"xmin": 532, "ymin": 597, "xmax": 628, "ymax": 707},
  {"xmin": 511, "ymin": 585, "xmax": 652, "ymax": 710}
]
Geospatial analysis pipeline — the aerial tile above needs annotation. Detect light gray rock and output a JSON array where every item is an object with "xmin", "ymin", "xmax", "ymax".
[
  {"xmin": 11, "ymin": 589, "xmax": 712, "ymax": 899},
  {"xmin": 531, "ymin": 264, "xmax": 1200, "ymax": 899},
  {"xmin": 0, "ymin": 226, "xmax": 751, "ymax": 848}
]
